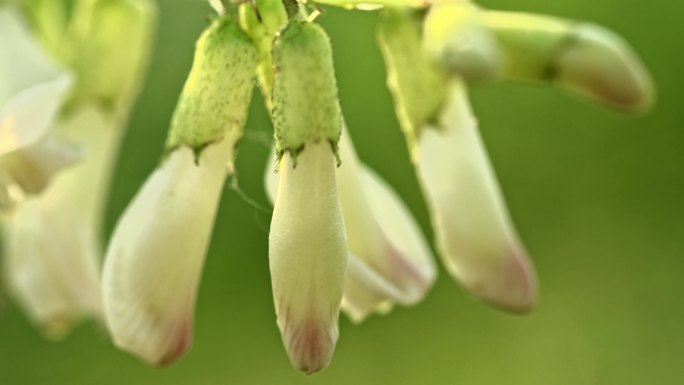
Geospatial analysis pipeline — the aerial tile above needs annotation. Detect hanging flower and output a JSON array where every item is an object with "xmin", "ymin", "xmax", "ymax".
[
  {"xmin": 94, "ymin": 0, "xmax": 655, "ymax": 374},
  {"xmin": 102, "ymin": 15, "xmax": 258, "ymax": 366},
  {"xmin": 265, "ymin": 126, "xmax": 437, "ymax": 323}
]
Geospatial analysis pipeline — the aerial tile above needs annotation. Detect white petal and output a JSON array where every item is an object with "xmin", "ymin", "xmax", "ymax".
[
  {"xmin": 416, "ymin": 81, "xmax": 537, "ymax": 313},
  {"xmin": 0, "ymin": 73, "xmax": 74, "ymax": 156},
  {"xmin": 0, "ymin": 133, "xmax": 82, "ymax": 202},
  {"xmin": 102, "ymin": 138, "xmax": 235, "ymax": 366},
  {"xmin": 336, "ymin": 128, "xmax": 436, "ymax": 321},
  {"xmin": 265, "ymin": 130, "xmax": 437, "ymax": 323},
  {"xmin": 0, "ymin": 6, "xmax": 74, "ymax": 154},
  {"xmin": 3, "ymin": 199, "xmax": 102, "ymax": 338},
  {"xmin": 269, "ymin": 141, "xmax": 347, "ymax": 374},
  {"xmin": 340, "ymin": 253, "xmax": 402, "ymax": 323},
  {"xmin": 2, "ymin": 107, "xmax": 120, "ymax": 338}
]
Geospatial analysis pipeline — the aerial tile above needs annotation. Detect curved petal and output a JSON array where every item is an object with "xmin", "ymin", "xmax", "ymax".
[
  {"xmin": 2, "ymin": 106, "xmax": 120, "ymax": 338},
  {"xmin": 0, "ymin": 132, "xmax": 82, "ymax": 204},
  {"xmin": 0, "ymin": 74, "xmax": 74, "ymax": 156},
  {"xmin": 269, "ymin": 141, "xmax": 347, "ymax": 374},
  {"xmin": 265, "ymin": 131, "xmax": 437, "ymax": 323},
  {"xmin": 341, "ymin": 253, "xmax": 402, "ymax": 323},
  {"xmin": 0, "ymin": 6, "xmax": 74, "ymax": 155},
  {"xmin": 102, "ymin": 138, "xmax": 234, "ymax": 366},
  {"xmin": 416, "ymin": 81, "xmax": 537, "ymax": 314},
  {"xmin": 3, "ymin": 199, "xmax": 102, "ymax": 338}
]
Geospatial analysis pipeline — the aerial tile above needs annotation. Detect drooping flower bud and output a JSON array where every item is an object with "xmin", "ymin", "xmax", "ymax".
[
  {"xmin": 269, "ymin": 19, "xmax": 347, "ymax": 374},
  {"xmin": 422, "ymin": 1, "xmax": 655, "ymax": 112},
  {"xmin": 378, "ymin": 9, "xmax": 536, "ymax": 313},
  {"xmin": 483, "ymin": 10, "xmax": 654, "ymax": 111},
  {"xmin": 102, "ymin": 16, "xmax": 257, "ymax": 366},
  {"xmin": 416, "ymin": 81, "xmax": 537, "ymax": 313},
  {"xmin": 265, "ymin": 126, "xmax": 437, "ymax": 323},
  {"xmin": 269, "ymin": 142, "xmax": 347, "ymax": 374}
]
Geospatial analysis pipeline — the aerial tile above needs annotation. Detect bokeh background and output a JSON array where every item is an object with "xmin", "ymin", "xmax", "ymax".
[{"xmin": 1, "ymin": 0, "xmax": 683, "ymax": 384}]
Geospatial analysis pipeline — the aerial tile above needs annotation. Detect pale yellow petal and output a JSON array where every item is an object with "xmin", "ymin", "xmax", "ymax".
[
  {"xmin": 102, "ymin": 138, "xmax": 235, "ymax": 366},
  {"xmin": 416, "ymin": 81, "xmax": 537, "ymax": 313},
  {"xmin": 269, "ymin": 141, "xmax": 347, "ymax": 374}
]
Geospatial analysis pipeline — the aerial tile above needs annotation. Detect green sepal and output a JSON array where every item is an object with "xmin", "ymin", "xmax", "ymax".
[
  {"xmin": 377, "ymin": 7, "xmax": 447, "ymax": 159},
  {"xmin": 164, "ymin": 15, "xmax": 258, "ymax": 159},
  {"xmin": 271, "ymin": 20, "xmax": 341, "ymax": 164}
]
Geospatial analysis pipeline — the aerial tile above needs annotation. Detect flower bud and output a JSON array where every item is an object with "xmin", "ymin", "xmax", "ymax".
[
  {"xmin": 427, "ymin": 5, "xmax": 655, "ymax": 112},
  {"xmin": 269, "ymin": 141, "xmax": 347, "ymax": 374},
  {"xmin": 552, "ymin": 23, "xmax": 654, "ymax": 112},
  {"xmin": 483, "ymin": 10, "xmax": 654, "ymax": 111},
  {"xmin": 102, "ymin": 140, "xmax": 234, "ymax": 366},
  {"xmin": 423, "ymin": 2, "xmax": 502, "ymax": 81},
  {"xmin": 102, "ymin": 15, "xmax": 257, "ymax": 366},
  {"xmin": 265, "ymin": 127, "xmax": 437, "ymax": 323},
  {"xmin": 416, "ymin": 81, "xmax": 537, "ymax": 313},
  {"xmin": 270, "ymin": 20, "xmax": 347, "ymax": 373}
]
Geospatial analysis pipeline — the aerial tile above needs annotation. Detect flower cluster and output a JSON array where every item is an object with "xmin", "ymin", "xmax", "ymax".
[{"xmin": 0, "ymin": 0, "xmax": 653, "ymax": 376}]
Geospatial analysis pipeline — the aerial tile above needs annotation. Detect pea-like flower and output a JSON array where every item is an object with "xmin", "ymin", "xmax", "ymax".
[
  {"xmin": 102, "ymin": 16, "xmax": 258, "ymax": 366},
  {"xmin": 265, "ymin": 127, "xmax": 437, "ymax": 323}
]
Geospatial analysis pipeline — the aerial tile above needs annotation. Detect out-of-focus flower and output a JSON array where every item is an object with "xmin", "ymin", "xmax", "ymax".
[
  {"xmin": 0, "ymin": 5, "xmax": 77, "ymax": 205},
  {"xmin": 423, "ymin": 1, "xmax": 655, "ymax": 112},
  {"xmin": 102, "ymin": 15, "xmax": 258, "ymax": 366},
  {"xmin": 1, "ymin": 0, "xmax": 156, "ymax": 337},
  {"xmin": 3, "ymin": 106, "xmax": 118, "ymax": 337}
]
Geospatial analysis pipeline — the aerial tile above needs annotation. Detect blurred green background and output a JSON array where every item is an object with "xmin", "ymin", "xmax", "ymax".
[{"xmin": 1, "ymin": 0, "xmax": 683, "ymax": 384}]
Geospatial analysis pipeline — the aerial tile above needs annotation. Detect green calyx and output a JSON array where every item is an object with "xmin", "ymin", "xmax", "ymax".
[
  {"xmin": 377, "ymin": 7, "xmax": 448, "ymax": 159},
  {"xmin": 164, "ymin": 15, "xmax": 259, "ymax": 159},
  {"xmin": 271, "ymin": 19, "xmax": 342, "ymax": 164}
]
